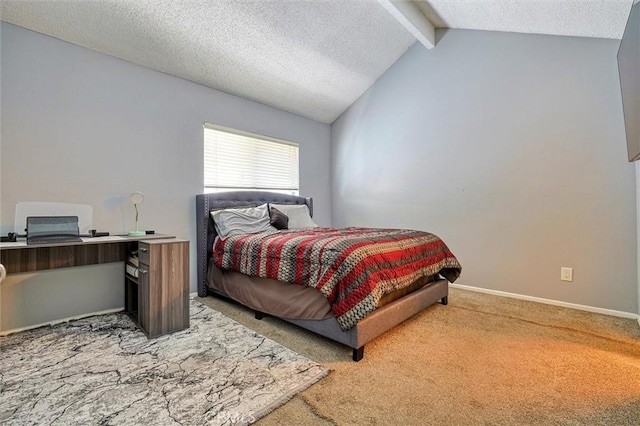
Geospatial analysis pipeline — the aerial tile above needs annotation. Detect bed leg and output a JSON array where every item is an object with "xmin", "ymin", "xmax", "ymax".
[
  {"xmin": 255, "ymin": 311, "xmax": 265, "ymax": 320},
  {"xmin": 352, "ymin": 346, "xmax": 364, "ymax": 362},
  {"xmin": 441, "ymin": 296, "xmax": 448, "ymax": 305}
]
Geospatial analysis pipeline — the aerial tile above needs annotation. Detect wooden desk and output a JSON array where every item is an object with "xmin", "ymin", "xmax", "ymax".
[
  {"xmin": 0, "ymin": 234, "xmax": 173, "ymax": 274},
  {"xmin": 0, "ymin": 235, "xmax": 190, "ymax": 337}
]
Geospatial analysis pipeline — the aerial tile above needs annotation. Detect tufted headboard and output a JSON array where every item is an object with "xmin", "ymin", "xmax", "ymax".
[{"xmin": 195, "ymin": 191, "xmax": 313, "ymax": 296}]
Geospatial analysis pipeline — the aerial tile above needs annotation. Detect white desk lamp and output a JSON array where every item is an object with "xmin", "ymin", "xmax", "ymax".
[{"xmin": 127, "ymin": 192, "xmax": 146, "ymax": 237}]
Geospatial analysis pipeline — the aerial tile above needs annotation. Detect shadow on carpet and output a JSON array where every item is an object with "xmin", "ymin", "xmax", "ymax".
[{"xmin": 0, "ymin": 299, "xmax": 329, "ymax": 425}]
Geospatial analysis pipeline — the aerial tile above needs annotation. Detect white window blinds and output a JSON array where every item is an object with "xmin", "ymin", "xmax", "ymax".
[{"xmin": 204, "ymin": 124, "xmax": 299, "ymax": 193}]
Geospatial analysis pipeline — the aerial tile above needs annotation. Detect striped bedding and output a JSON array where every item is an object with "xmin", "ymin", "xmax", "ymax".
[{"xmin": 212, "ymin": 227, "xmax": 461, "ymax": 330}]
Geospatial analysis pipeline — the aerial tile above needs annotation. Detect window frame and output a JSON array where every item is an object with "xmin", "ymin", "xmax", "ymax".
[{"xmin": 203, "ymin": 123, "xmax": 300, "ymax": 195}]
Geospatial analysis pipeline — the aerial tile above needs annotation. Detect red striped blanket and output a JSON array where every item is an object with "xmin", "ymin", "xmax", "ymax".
[{"xmin": 212, "ymin": 227, "xmax": 461, "ymax": 330}]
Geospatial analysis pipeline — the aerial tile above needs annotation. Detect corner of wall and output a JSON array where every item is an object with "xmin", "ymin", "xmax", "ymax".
[{"xmin": 636, "ymin": 161, "xmax": 640, "ymax": 319}]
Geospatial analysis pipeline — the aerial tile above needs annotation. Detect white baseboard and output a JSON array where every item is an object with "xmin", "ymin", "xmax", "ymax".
[
  {"xmin": 0, "ymin": 307, "xmax": 124, "ymax": 336},
  {"xmin": 450, "ymin": 283, "xmax": 639, "ymax": 320},
  {"xmin": 4, "ymin": 288, "xmax": 636, "ymax": 335}
]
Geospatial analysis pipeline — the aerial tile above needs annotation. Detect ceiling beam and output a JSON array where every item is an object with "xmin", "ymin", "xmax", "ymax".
[{"xmin": 377, "ymin": 0, "xmax": 436, "ymax": 49}]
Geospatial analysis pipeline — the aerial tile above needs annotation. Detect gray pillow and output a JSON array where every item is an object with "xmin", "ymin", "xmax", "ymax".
[
  {"xmin": 210, "ymin": 204, "xmax": 275, "ymax": 238},
  {"xmin": 269, "ymin": 204, "xmax": 318, "ymax": 229},
  {"xmin": 269, "ymin": 207, "xmax": 289, "ymax": 230}
]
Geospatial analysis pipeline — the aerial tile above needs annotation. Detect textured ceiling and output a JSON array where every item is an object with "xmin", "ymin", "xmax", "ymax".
[
  {"xmin": 1, "ymin": 1, "xmax": 634, "ymax": 124},
  {"xmin": 417, "ymin": 0, "xmax": 632, "ymax": 39}
]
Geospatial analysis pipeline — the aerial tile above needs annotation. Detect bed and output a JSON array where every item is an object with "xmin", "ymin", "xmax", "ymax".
[{"xmin": 196, "ymin": 191, "xmax": 461, "ymax": 361}]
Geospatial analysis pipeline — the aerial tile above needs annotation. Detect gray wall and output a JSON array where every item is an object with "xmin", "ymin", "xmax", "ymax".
[
  {"xmin": 332, "ymin": 29, "xmax": 638, "ymax": 314},
  {"xmin": 0, "ymin": 23, "xmax": 331, "ymax": 332}
]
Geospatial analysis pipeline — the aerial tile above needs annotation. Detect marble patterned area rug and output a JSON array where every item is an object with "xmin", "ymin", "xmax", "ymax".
[{"xmin": 0, "ymin": 299, "xmax": 329, "ymax": 425}]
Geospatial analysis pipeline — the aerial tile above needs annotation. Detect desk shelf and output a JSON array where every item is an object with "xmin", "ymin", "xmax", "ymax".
[
  {"xmin": 123, "ymin": 239, "xmax": 189, "ymax": 338},
  {"xmin": 124, "ymin": 273, "xmax": 139, "ymax": 321}
]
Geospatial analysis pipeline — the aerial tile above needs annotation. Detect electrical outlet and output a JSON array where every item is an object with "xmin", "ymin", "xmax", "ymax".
[{"xmin": 561, "ymin": 267, "xmax": 573, "ymax": 282}]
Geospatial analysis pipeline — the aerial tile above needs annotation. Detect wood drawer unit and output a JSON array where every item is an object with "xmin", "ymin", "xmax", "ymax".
[{"xmin": 126, "ymin": 238, "xmax": 189, "ymax": 338}]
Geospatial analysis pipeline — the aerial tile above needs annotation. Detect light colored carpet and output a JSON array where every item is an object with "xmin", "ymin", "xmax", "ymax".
[
  {"xmin": 0, "ymin": 299, "xmax": 328, "ymax": 425},
  {"xmin": 198, "ymin": 287, "xmax": 640, "ymax": 425}
]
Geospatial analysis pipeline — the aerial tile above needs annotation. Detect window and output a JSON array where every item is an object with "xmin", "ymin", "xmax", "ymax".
[{"xmin": 204, "ymin": 124, "xmax": 299, "ymax": 195}]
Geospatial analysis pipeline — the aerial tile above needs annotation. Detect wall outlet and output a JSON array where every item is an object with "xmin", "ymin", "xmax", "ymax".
[{"xmin": 561, "ymin": 267, "xmax": 573, "ymax": 282}]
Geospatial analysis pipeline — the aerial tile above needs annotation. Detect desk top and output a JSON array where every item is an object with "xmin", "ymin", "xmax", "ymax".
[{"xmin": 0, "ymin": 234, "xmax": 174, "ymax": 250}]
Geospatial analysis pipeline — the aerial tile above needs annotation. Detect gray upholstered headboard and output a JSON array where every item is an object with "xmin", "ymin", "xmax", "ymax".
[{"xmin": 195, "ymin": 191, "xmax": 313, "ymax": 296}]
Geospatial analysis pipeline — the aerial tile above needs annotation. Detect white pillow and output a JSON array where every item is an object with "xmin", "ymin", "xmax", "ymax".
[
  {"xmin": 211, "ymin": 204, "xmax": 275, "ymax": 238},
  {"xmin": 270, "ymin": 203, "xmax": 318, "ymax": 229}
]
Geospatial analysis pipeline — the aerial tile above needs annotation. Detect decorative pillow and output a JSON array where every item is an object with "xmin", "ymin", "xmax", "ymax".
[
  {"xmin": 269, "ymin": 207, "xmax": 289, "ymax": 230},
  {"xmin": 269, "ymin": 203, "xmax": 318, "ymax": 229},
  {"xmin": 210, "ymin": 203, "xmax": 275, "ymax": 238}
]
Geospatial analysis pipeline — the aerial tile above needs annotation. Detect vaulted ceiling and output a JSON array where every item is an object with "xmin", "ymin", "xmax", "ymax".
[{"xmin": 1, "ymin": 0, "xmax": 634, "ymax": 124}]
